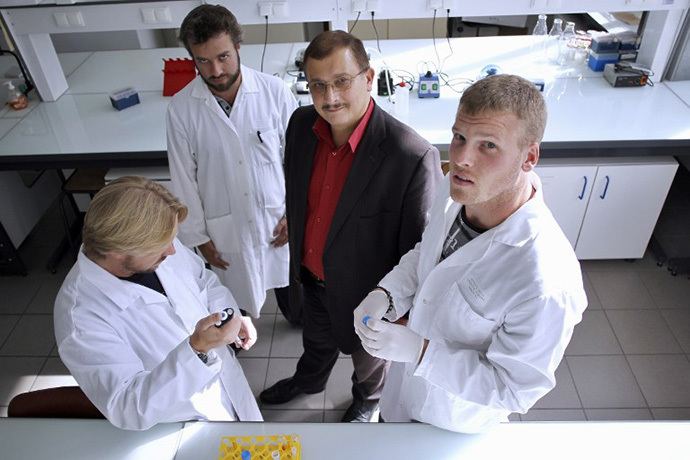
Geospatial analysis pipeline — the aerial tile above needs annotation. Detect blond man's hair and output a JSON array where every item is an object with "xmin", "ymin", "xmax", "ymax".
[
  {"xmin": 459, "ymin": 74, "xmax": 547, "ymax": 148},
  {"xmin": 82, "ymin": 176, "xmax": 188, "ymax": 260}
]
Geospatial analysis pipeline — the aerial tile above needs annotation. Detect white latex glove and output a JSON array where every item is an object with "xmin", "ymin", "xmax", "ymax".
[
  {"xmin": 353, "ymin": 289, "xmax": 390, "ymax": 339},
  {"xmin": 358, "ymin": 318, "xmax": 425, "ymax": 364}
]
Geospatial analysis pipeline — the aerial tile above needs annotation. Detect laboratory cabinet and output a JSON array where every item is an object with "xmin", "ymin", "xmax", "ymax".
[{"xmin": 536, "ymin": 156, "xmax": 678, "ymax": 260}]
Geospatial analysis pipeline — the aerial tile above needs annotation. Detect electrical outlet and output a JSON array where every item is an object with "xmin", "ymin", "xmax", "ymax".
[
  {"xmin": 154, "ymin": 8, "xmax": 171, "ymax": 23},
  {"xmin": 54, "ymin": 12, "xmax": 70, "ymax": 27},
  {"xmin": 352, "ymin": 0, "xmax": 366, "ymax": 13},
  {"xmin": 141, "ymin": 8, "xmax": 156, "ymax": 24},
  {"xmin": 442, "ymin": 0, "xmax": 455, "ymax": 10},
  {"xmin": 67, "ymin": 11, "xmax": 84, "ymax": 27},
  {"xmin": 428, "ymin": 0, "xmax": 442, "ymax": 11},
  {"xmin": 367, "ymin": 0, "xmax": 380, "ymax": 14},
  {"xmin": 258, "ymin": 2, "xmax": 273, "ymax": 17},
  {"xmin": 273, "ymin": 2, "xmax": 288, "ymax": 17},
  {"xmin": 530, "ymin": 0, "xmax": 547, "ymax": 8}
]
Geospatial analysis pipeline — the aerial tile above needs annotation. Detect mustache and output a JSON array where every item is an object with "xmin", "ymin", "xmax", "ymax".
[{"xmin": 321, "ymin": 102, "xmax": 347, "ymax": 111}]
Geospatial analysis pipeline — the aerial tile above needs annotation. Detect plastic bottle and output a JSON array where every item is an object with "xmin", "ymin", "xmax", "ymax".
[
  {"xmin": 532, "ymin": 14, "xmax": 548, "ymax": 36},
  {"xmin": 545, "ymin": 18, "xmax": 563, "ymax": 63},
  {"xmin": 558, "ymin": 21, "xmax": 576, "ymax": 66},
  {"xmin": 394, "ymin": 81, "xmax": 409, "ymax": 117},
  {"xmin": 3, "ymin": 81, "xmax": 27, "ymax": 110}
]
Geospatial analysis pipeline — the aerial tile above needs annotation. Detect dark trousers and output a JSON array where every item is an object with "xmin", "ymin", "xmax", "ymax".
[
  {"xmin": 292, "ymin": 269, "xmax": 389, "ymax": 403},
  {"xmin": 274, "ymin": 286, "xmax": 302, "ymax": 326}
]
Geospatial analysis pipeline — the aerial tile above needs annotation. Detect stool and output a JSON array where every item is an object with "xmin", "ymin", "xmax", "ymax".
[{"xmin": 50, "ymin": 168, "xmax": 107, "ymax": 272}]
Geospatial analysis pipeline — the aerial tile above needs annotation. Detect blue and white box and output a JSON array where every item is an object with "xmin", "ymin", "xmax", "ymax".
[{"xmin": 109, "ymin": 87, "xmax": 140, "ymax": 111}]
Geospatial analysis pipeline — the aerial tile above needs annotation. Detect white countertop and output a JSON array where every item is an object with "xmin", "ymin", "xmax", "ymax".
[
  {"xmin": 0, "ymin": 36, "xmax": 689, "ymax": 169},
  {"xmin": 1, "ymin": 418, "xmax": 689, "ymax": 460}
]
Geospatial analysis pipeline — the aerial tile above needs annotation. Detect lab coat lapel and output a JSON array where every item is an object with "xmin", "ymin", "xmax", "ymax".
[
  {"xmin": 155, "ymin": 261, "xmax": 202, "ymax": 334},
  {"xmin": 324, "ymin": 105, "xmax": 385, "ymax": 253}
]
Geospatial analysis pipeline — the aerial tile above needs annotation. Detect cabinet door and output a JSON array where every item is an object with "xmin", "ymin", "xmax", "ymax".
[
  {"xmin": 575, "ymin": 162, "xmax": 678, "ymax": 259},
  {"xmin": 536, "ymin": 164, "xmax": 597, "ymax": 249}
]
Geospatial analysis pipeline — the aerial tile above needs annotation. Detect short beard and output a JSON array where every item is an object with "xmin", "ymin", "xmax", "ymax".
[{"xmin": 201, "ymin": 52, "xmax": 241, "ymax": 93}]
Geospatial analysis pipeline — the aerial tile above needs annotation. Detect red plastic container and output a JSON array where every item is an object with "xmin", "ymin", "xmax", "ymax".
[{"xmin": 162, "ymin": 58, "xmax": 196, "ymax": 97}]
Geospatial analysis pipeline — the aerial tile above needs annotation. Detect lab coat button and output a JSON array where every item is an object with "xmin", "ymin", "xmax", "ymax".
[{"xmin": 239, "ymin": 160, "xmax": 243, "ymax": 165}]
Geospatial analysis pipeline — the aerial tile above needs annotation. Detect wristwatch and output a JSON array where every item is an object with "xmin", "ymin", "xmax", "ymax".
[{"xmin": 190, "ymin": 340, "xmax": 209, "ymax": 364}]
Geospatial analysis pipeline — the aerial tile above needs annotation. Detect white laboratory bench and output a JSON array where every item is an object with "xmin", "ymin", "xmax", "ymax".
[
  {"xmin": 0, "ymin": 35, "xmax": 688, "ymax": 261},
  {"xmin": 1, "ymin": 418, "xmax": 689, "ymax": 460}
]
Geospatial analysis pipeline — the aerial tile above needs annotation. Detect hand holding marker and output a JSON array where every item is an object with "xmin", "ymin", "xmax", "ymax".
[{"xmin": 215, "ymin": 307, "xmax": 244, "ymax": 347}]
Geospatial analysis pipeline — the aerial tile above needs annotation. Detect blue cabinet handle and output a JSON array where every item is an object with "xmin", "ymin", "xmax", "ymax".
[
  {"xmin": 599, "ymin": 175, "xmax": 610, "ymax": 199},
  {"xmin": 578, "ymin": 176, "xmax": 588, "ymax": 200}
]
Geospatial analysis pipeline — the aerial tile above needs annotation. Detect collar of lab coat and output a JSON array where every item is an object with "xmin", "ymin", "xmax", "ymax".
[
  {"xmin": 438, "ymin": 172, "xmax": 545, "ymax": 266},
  {"xmin": 190, "ymin": 64, "xmax": 258, "ymax": 101},
  {"xmin": 76, "ymin": 247, "xmax": 170, "ymax": 310}
]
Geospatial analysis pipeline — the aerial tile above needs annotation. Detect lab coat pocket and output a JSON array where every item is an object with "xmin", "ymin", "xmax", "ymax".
[
  {"xmin": 433, "ymin": 282, "xmax": 495, "ymax": 347},
  {"xmin": 206, "ymin": 213, "xmax": 241, "ymax": 254},
  {"xmin": 251, "ymin": 123, "xmax": 281, "ymax": 166}
]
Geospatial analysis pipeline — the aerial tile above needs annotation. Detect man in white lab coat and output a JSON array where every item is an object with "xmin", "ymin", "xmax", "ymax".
[
  {"xmin": 167, "ymin": 5, "xmax": 299, "ymax": 323},
  {"xmin": 354, "ymin": 75, "xmax": 588, "ymax": 433},
  {"xmin": 54, "ymin": 176, "xmax": 262, "ymax": 430}
]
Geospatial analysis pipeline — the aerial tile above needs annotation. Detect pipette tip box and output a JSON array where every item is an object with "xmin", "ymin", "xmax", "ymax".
[{"xmin": 109, "ymin": 87, "xmax": 140, "ymax": 111}]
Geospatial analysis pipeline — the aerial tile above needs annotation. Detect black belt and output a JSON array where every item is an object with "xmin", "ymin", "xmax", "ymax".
[{"xmin": 301, "ymin": 266, "xmax": 326, "ymax": 288}]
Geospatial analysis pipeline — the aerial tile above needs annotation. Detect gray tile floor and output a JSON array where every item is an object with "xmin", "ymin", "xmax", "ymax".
[{"xmin": 1, "ymin": 204, "xmax": 690, "ymax": 423}]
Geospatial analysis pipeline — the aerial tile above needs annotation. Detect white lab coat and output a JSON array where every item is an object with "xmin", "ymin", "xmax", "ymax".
[
  {"xmin": 54, "ymin": 239, "xmax": 262, "ymax": 431},
  {"xmin": 166, "ymin": 65, "xmax": 297, "ymax": 317},
  {"xmin": 378, "ymin": 172, "xmax": 587, "ymax": 433}
]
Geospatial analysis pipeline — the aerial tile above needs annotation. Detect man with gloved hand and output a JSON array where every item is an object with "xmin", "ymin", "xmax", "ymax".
[{"xmin": 354, "ymin": 75, "xmax": 587, "ymax": 433}]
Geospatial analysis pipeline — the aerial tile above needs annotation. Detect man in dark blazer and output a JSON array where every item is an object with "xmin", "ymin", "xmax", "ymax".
[{"xmin": 259, "ymin": 30, "xmax": 441, "ymax": 422}]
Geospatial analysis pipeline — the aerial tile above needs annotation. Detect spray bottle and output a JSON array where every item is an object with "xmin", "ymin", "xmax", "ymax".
[{"xmin": 3, "ymin": 81, "xmax": 28, "ymax": 111}]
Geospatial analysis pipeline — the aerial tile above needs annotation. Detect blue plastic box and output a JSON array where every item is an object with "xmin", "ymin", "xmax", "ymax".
[
  {"xmin": 590, "ymin": 35, "xmax": 620, "ymax": 54},
  {"xmin": 109, "ymin": 87, "xmax": 140, "ymax": 111},
  {"xmin": 588, "ymin": 51, "xmax": 619, "ymax": 72}
]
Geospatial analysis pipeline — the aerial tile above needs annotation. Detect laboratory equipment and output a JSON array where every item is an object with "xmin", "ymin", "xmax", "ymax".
[
  {"xmin": 588, "ymin": 51, "xmax": 619, "ymax": 71},
  {"xmin": 532, "ymin": 14, "xmax": 548, "ymax": 36},
  {"xmin": 603, "ymin": 62, "xmax": 650, "ymax": 87},
  {"xmin": 394, "ymin": 81, "xmax": 409, "ymax": 116},
  {"xmin": 477, "ymin": 64, "xmax": 502, "ymax": 80},
  {"xmin": 545, "ymin": 18, "xmax": 563, "ymax": 63},
  {"xmin": 377, "ymin": 69, "xmax": 394, "ymax": 96},
  {"xmin": 214, "ymin": 307, "xmax": 235, "ymax": 327},
  {"xmin": 3, "ymin": 81, "xmax": 27, "ymax": 110},
  {"xmin": 418, "ymin": 71, "xmax": 440, "ymax": 98},
  {"xmin": 109, "ymin": 87, "xmax": 139, "ymax": 111},
  {"xmin": 162, "ymin": 58, "xmax": 196, "ymax": 96},
  {"xmin": 557, "ymin": 21, "xmax": 576, "ymax": 65},
  {"xmin": 294, "ymin": 73, "xmax": 308, "ymax": 94}
]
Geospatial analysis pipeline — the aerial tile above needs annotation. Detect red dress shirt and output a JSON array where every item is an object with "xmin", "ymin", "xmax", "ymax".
[{"xmin": 302, "ymin": 99, "xmax": 375, "ymax": 281}]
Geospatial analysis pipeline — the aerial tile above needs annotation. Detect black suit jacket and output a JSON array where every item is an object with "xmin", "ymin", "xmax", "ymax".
[{"xmin": 285, "ymin": 102, "xmax": 442, "ymax": 353}]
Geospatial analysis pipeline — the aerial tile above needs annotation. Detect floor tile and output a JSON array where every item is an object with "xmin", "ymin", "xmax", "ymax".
[
  {"xmin": 0, "ymin": 357, "xmax": 46, "ymax": 405},
  {"xmin": 582, "ymin": 273, "xmax": 602, "ymax": 310},
  {"xmin": 521, "ymin": 409, "xmax": 587, "ymax": 421},
  {"xmin": 261, "ymin": 289, "xmax": 279, "ymax": 315},
  {"xmin": 241, "ymin": 314, "xmax": 275, "ymax": 358},
  {"xmin": 0, "ymin": 274, "xmax": 47, "ymax": 314},
  {"xmin": 269, "ymin": 316, "xmax": 304, "ymax": 358},
  {"xmin": 0, "ymin": 315, "xmax": 20, "ymax": 348},
  {"xmin": 607, "ymin": 310, "xmax": 682, "ymax": 354},
  {"xmin": 262, "ymin": 358, "xmax": 324, "ymax": 410},
  {"xmin": 24, "ymin": 273, "xmax": 65, "ymax": 314},
  {"xmin": 0, "ymin": 315, "xmax": 55, "ymax": 357},
  {"xmin": 639, "ymin": 270, "xmax": 690, "ymax": 310},
  {"xmin": 507, "ymin": 413, "xmax": 521, "ymax": 422},
  {"xmin": 566, "ymin": 355, "xmax": 647, "ymax": 408},
  {"xmin": 589, "ymin": 271, "xmax": 656, "ymax": 310},
  {"xmin": 532, "ymin": 361, "xmax": 581, "ymax": 409},
  {"xmin": 323, "ymin": 410, "xmax": 346, "ymax": 422},
  {"xmin": 262, "ymin": 409, "xmax": 323, "ymax": 423},
  {"xmin": 324, "ymin": 358, "xmax": 355, "ymax": 410},
  {"xmin": 661, "ymin": 310, "xmax": 690, "ymax": 353},
  {"xmin": 236, "ymin": 357, "xmax": 269, "ymax": 399},
  {"xmin": 627, "ymin": 355, "xmax": 690, "ymax": 407},
  {"xmin": 584, "ymin": 408, "xmax": 653, "ymax": 420},
  {"xmin": 651, "ymin": 408, "xmax": 690, "ymax": 420},
  {"xmin": 565, "ymin": 310, "xmax": 622, "ymax": 356},
  {"xmin": 30, "ymin": 357, "xmax": 78, "ymax": 391}
]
